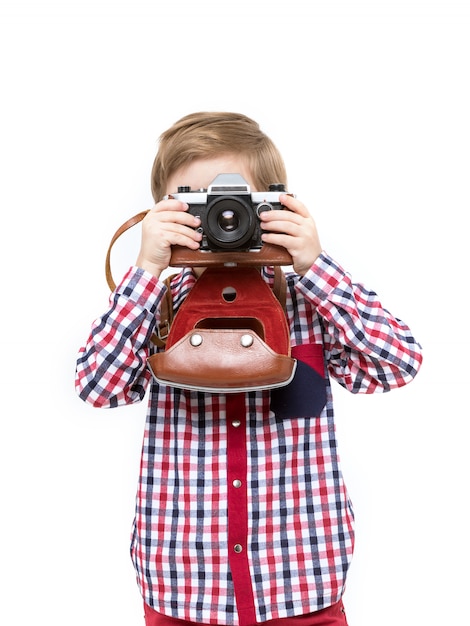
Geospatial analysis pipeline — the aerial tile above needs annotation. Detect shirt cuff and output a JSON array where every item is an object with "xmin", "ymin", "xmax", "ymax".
[
  {"xmin": 295, "ymin": 251, "xmax": 351, "ymax": 305},
  {"xmin": 114, "ymin": 266, "xmax": 165, "ymax": 310}
]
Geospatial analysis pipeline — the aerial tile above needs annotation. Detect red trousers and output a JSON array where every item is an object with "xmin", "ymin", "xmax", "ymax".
[{"xmin": 144, "ymin": 600, "xmax": 348, "ymax": 626}]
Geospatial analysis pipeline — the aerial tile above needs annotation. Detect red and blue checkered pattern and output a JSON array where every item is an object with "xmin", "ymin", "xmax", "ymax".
[{"xmin": 76, "ymin": 253, "xmax": 422, "ymax": 625}]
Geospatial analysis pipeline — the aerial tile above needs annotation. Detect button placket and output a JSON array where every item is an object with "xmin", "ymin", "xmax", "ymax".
[{"xmin": 225, "ymin": 394, "xmax": 256, "ymax": 623}]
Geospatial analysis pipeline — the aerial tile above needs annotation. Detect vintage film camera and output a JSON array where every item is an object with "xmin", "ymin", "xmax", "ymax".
[
  {"xmin": 105, "ymin": 173, "xmax": 296, "ymax": 391},
  {"xmin": 166, "ymin": 173, "xmax": 292, "ymax": 266}
]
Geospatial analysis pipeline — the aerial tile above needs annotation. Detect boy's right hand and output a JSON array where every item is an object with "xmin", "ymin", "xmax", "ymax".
[{"xmin": 135, "ymin": 199, "xmax": 202, "ymax": 278}]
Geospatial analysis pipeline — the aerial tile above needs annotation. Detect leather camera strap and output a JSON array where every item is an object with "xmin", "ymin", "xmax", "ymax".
[{"xmin": 105, "ymin": 210, "xmax": 150, "ymax": 292}]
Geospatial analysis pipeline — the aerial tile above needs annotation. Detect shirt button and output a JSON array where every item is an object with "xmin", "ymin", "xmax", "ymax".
[
  {"xmin": 234, "ymin": 544, "xmax": 243, "ymax": 553},
  {"xmin": 232, "ymin": 479, "xmax": 242, "ymax": 488},
  {"xmin": 231, "ymin": 419, "xmax": 241, "ymax": 428}
]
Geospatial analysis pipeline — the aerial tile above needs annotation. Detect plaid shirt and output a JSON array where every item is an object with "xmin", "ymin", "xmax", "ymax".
[{"xmin": 76, "ymin": 252, "xmax": 422, "ymax": 625}]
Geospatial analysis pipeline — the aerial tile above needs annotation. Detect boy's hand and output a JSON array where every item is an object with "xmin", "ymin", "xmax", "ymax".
[
  {"xmin": 135, "ymin": 199, "xmax": 202, "ymax": 278},
  {"xmin": 259, "ymin": 194, "xmax": 322, "ymax": 276}
]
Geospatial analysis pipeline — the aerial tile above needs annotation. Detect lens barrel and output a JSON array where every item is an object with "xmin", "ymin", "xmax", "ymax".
[{"xmin": 205, "ymin": 196, "xmax": 255, "ymax": 250}]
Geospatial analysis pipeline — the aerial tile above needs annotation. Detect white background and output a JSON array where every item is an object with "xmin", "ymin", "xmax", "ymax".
[{"xmin": 0, "ymin": 1, "xmax": 468, "ymax": 624}]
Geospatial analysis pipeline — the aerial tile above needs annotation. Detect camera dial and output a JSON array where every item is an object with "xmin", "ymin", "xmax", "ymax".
[{"xmin": 256, "ymin": 202, "xmax": 275, "ymax": 217}]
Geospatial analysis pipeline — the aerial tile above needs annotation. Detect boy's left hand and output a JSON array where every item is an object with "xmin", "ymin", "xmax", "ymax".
[{"xmin": 259, "ymin": 194, "xmax": 322, "ymax": 276}]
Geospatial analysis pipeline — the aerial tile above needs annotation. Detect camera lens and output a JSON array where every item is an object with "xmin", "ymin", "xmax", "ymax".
[
  {"xmin": 218, "ymin": 210, "xmax": 239, "ymax": 232},
  {"xmin": 205, "ymin": 196, "xmax": 255, "ymax": 250}
]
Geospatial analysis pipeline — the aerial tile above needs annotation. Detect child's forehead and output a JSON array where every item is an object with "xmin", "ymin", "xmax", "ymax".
[{"xmin": 166, "ymin": 154, "xmax": 256, "ymax": 193}]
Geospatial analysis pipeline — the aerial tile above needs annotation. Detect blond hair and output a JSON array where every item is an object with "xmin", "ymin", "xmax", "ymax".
[{"xmin": 150, "ymin": 111, "xmax": 287, "ymax": 201}]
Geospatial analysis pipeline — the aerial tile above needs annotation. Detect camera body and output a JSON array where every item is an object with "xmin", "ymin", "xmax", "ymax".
[{"xmin": 166, "ymin": 173, "xmax": 287, "ymax": 253}]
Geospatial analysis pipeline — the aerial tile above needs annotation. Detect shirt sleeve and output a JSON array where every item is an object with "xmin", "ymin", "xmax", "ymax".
[
  {"xmin": 295, "ymin": 252, "xmax": 423, "ymax": 393},
  {"xmin": 75, "ymin": 266, "xmax": 165, "ymax": 408}
]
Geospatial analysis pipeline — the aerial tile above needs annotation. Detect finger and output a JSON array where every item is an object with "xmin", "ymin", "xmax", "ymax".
[
  {"xmin": 279, "ymin": 193, "xmax": 311, "ymax": 217},
  {"xmin": 145, "ymin": 205, "xmax": 201, "ymax": 229},
  {"xmin": 165, "ymin": 231, "xmax": 202, "ymax": 250},
  {"xmin": 158, "ymin": 211, "xmax": 201, "ymax": 228},
  {"xmin": 259, "ymin": 210, "xmax": 303, "ymax": 229},
  {"xmin": 150, "ymin": 199, "xmax": 200, "ymax": 225},
  {"xmin": 152, "ymin": 199, "xmax": 189, "ymax": 214},
  {"xmin": 260, "ymin": 231, "xmax": 298, "ymax": 253}
]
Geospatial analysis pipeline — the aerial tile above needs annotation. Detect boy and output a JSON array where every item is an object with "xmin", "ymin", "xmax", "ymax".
[{"xmin": 75, "ymin": 111, "xmax": 423, "ymax": 625}]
